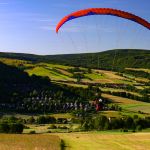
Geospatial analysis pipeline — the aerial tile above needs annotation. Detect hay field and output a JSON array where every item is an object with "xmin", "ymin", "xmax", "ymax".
[
  {"xmin": 126, "ymin": 68, "xmax": 150, "ymax": 73},
  {"xmin": 102, "ymin": 94, "xmax": 145, "ymax": 105},
  {"xmin": 0, "ymin": 134, "xmax": 61, "ymax": 150}
]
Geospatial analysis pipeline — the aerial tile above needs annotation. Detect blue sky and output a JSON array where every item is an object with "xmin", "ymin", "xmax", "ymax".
[{"xmin": 0, "ymin": 0, "xmax": 150, "ymax": 55}]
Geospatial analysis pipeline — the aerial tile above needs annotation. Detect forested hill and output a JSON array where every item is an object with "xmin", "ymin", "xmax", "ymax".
[
  {"xmin": 0, "ymin": 62, "xmax": 50, "ymax": 103},
  {"xmin": 0, "ymin": 62, "xmax": 101, "ymax": 113},
  {"xmin": 0, "ymin": 49, "xmax": 149, "ymax": 70}
]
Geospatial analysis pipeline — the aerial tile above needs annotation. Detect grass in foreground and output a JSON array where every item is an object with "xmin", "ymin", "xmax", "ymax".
[
  {"xmin": 55, "ymin": 132, "xmax": 150, "ymax": 150},
  {"xmin": 0, "ymin": 134, "xmax": 61, "ymax": 150}
]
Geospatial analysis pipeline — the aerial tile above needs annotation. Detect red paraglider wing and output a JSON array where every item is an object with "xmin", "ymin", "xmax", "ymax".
[{"xmin": 56, "ymin": 8, "xmax": 150, "ymax": 33}]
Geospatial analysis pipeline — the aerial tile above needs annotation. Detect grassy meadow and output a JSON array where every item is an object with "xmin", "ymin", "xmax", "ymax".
[
  {"xmin": 55, "ymin": 132, "xmax": 150, "ymax": 150},
  {"xmin": 102, "ymin": 94, "xmax": 150, "ymax": 114}
]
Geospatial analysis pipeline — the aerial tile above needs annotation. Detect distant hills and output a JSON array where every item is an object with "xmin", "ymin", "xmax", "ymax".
[{"xmin": 0, "ymin": 49, "xmax": 150, "ymax": 70}]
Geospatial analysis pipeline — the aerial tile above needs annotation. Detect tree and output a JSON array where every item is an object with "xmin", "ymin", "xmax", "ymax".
[
  {"xmin": 82, "ymin": 120, "xmax": 89, "ymax": 131},
  {"xmin": 125, "ymin": 117, "xmax": 134, "ymax": 129},
  {"xmin": 94, "ymin": 116, "xmax": 108, "ymax": 130},
  {"xmin": 9, "ymin": 123, "xmax": 24, "ymax": 134},
  {"xmin": 0, "ymin": 122, "xmax": 9, "ymax": 133},
  {"xmin": 37, "ymin": 116, "xmax": 46, "ymax": 124},
  {"xmin": 88, "ymin": 68, "xmax": 92, "ymax": 73},
  {"xmin": 27, "ymin": 116, "xmax": 35, "ymax": 124}
]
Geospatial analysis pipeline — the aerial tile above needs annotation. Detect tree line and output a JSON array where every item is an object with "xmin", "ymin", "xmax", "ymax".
[
  {"xmin": 81, "ymin": 115, "xmax": 150, "ymax": 132},
  {"xmin": 0, "ymin": 116, "xmax": 24, "ymax": 134}
]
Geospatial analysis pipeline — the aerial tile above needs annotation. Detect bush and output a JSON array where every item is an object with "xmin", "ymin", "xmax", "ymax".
[
  {"xmin": 136, "ymin": 125, "xmax": 142, "ymax": 131},
  {"xmin": 27, "ymin": 116, "xmax": 35, "ymax": 124},
  {"xmin": 47, "ymin": 124, "xmax": 57, "ymax": 129},
  {"xmin": 36, "ymin": 116, "xmax": 46, "ymax": 124},
  {"xmin": 57, "ymin": 118, "xmax": 67, "ymax": 124},
  {"xmin": 60, "ymin": 140, "xmax": 65, "ymax": 150},
  {"xmin": 23, "ymin": 125, "xmax": 30, "ymax": 129},
  {"xmin": 0, "ymin": 122, "xmax": 10, "ymax": 133},
  {"xmin": 29, "ymin": 130, "xmax": 36, "ymax": 134},
  {"xmin": 123, "ymin": 129, "xmax": 128, "ymax": 132},
  {"xmin": 0, "ymin": 122, "xmax": 23, "ymax": 134},
  {"xmin": 58, "ymin": 126, "xmax": 68, "ymax": 129},
  {"xmin": 9, "ymin": 123, "xmax": 24, "ymax": 134},
  {"xmin": 132, "ymin": 130, "xmax": 136, "ymax": 133},
  {"xmin": 36, "ymin": 116, "xmax": 56, "ymax": 124}
]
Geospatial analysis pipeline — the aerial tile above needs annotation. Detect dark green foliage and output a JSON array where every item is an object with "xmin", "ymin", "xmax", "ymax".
[
  {"xmin": 72, "ymin": 73, "xmax": 85, "ymax": 82},
  {"xmin": 48, "ymin": 124, "xmax": 57, "ymax": 129},
  {"xmin": 140, "ymin": 88, "xmax": 150, "ymax": 97},
  {"xmin": 9, "ymin": 123, "xmax": 24, "ymax": 134},
  {"xmin": 0, "ymin": 62, "xmax": 50, "ymax": 104},
  {"xmin": 36, "ymin": 116, "xmax": 56, "ymax": 124},
  {"xmin": 62, "ymin": 84, "xmax": 101, "ymax": 101},
  {"xmin": 60, "ymin": 140, "xmax": 65, "ymax": 150},
  {"xmin": 82, "ymin": 120, "xmax": 90, "ymax": 131},
  {"xmin": 124, "ymin": 117, "xmax": 134, "ymax": 129},
  {"xmin": 93, "ymin": 116, "xmax": 109, "ymax": 130},
  {"xmin": 57, "ymin": 126, "xmax": 68, "ymax": 129},
  {"xmin": 0, "ymin": 117, "xmax": 24, "ymax": 134},
  {"xmin": 0, "ymin": 122, "xmax": 10, "ymax": 133},
  {"xmin": 27, "ymin": 116, "xmax": 35, "ymax": 124},
  {"xmin": 29, "ymin": 130, "xmax": 36, "ymax": 134},
  {"xmin": 109, "ymin": 118, "xmax": 124, "ymax": 129},
  {"xmin": 56, "ymin": 118, "xmax": 67, "ymax": 124},
  {"xmin": 68, "ymin": 67, "xmax": 84, "ymax": 73},
  {"xmin": 136, "ymin": 125, "xmax": 142, "ymax": 131},
  {"xmin": 124, "ymin": 70, "xmax": 150, "ymax": 79},
  {"xmin": 81, "ymin": 115, "xmax": 150, "ymax": 131},
  {"xmin": 0, "ymin": 122, "xmax": 24, "ymax": 134}
]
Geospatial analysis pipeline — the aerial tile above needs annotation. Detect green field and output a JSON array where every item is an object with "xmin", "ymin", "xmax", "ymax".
[
  {"xmin": 0, "ymin": 58, "xmax": 132, "ymax": 83},
  {"xmin": 55, "ymin": 132, "xmax": 150, "ymax": 150},
  {"xmin": 102, "ymin": 94, "xmax": 150, "ymax": 114},
  {"xmin": 23, "ymin": 123, "xmax": 80, "ymax": 134},
  {"xmin": 0, "ymin": 58, "xmax": 32, "ymax": 67},
  {"xmin": 1, "ymin": 57, "xmax": 149, "ymax": 86},
  {"xmin": 121, "ymin": 104, "xmax": 150, "ymax": 114}
]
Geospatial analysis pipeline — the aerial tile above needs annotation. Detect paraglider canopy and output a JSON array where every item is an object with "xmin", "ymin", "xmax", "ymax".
[{"xmin": 56, "ymin": 8, "xmax": 150, "ymax": 33}]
